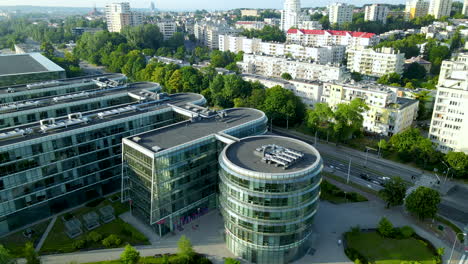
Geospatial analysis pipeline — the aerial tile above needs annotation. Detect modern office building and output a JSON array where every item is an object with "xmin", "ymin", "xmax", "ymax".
[
  {"xmin": 238, "ymin": 54, "xmax": 348, "ymax": 82},
  {"xmin": 328, "ymin": 3, "xmax": 353, "ymax": 25},
  {"xmin": 346, "ymin": 47, "xmax": 405, "ymax": 77},
  {"xmin": 364, "ymin": 4, "xmax": 390, "ymax": 24},
  {"xmin": 157, "ymin": 20, "xmax": 177, "ymax": 40},
  {"xmin": 429, "ymin": 53, "xmax": 468, "ymax": 154},
  {"xmin": 286, "ymin": 29, "xmax": 378, "ymax": 49},
  {"xmin": 121, "ymin": 107, "xmax": 269, "ymax": 236},
  {"xmin": 429, "ymin": 0, "xmax": 453, "ymax": 19},
  {"xmin": 405, "ymin": 0, "xmax": 430, "ymax": 20},
  {"xmin": 321, "ymin": 82, "xmax": 419, "ymax": 136},
  {"xmin": 220, "ymin": 135, "xmax": 323, "ymax": 263},
  {"xmin": 463, "ymin": 0, "xmax": 468, "ymax": 16},
  {"xmin": 281, "ymin": 0, "xmax": 305, "ymax": 31},
  {"xmin": 0, "ymin": 53, "xmax": 65, "ymax": 87},
  {"xmin": 0, "ymin": 74, "xmax": 207, "ymax": 234},
  {"xmin": 105, "ymin": 2, "xmax": 142, "ymax": 33},
  {"xmin": 219, "ymin": 35, "xmax": 346, "ymax": 65}
]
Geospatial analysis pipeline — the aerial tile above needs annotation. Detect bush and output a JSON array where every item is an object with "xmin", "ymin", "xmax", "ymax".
[
  {"xmin": 120, "ymin": 245, "xmax": 140, "ymax": 264},
  {"xmin": 72, "ymin": 239, "xmax": 86, "ymax": 250},
  {"xmin": 102, "ymin": 234, "xmax": 121, "ymax": 248},
  {"xmin": 132, "ymin": 232, "xmax": 147, "ymax": 241},
  {"xmin": 120, "ymin": 227, "xmax": 132, "ymax": 237},
  {"xmin": 344, "ymin": 248, "xmax": 368, "ymax": 264},
  {"xmin": 225, "ymin": 258, "xmax": 241, "ymax": 264},
  {"xmin": 63, "ymin": 213, "xmax": 74, "ymax": 221},
  {"xmin": 400, "ymin": 226, "xmax": 414, "ymax": 239},
  {"xmin": 350, "ymin": 225, "xmax": 361, "ymax": 235},
  {"xmin": 378, "ymin": 217, "xmax": 394, "ymax": 238},
  {"xmin": 86, "ymin": 231, "xmax": 102, "ymax": 243}
]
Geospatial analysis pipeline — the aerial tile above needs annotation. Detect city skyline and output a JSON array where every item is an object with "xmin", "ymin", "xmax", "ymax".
[{"xmin": 0, "ymin": 0, "xmax": 409, "ymax": 10}]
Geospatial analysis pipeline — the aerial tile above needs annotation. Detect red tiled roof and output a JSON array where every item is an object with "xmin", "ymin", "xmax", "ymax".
[
  {"xmin": 287, "ymin": 29, "xmax": 376, "ymax": 39},
  {"xmin": 236, "ymin": 21, "xmax": 257, "ymax": 25}
]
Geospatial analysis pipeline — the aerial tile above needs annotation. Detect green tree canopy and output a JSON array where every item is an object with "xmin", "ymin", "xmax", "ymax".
[
  {"xmin": 281, "ymin": 72, "xmax": 292, "ymax": 80},
  {"xmin": 405, "ymin": 187, "xmax": 441, "ymax": 220},
  {"xmin": 445, "ymin": 152, "xmax": 468, "ymax": 179},
  {"xmin": 378, "ymin": 217, "xmax": 394, "ymax": 237},
  {"xmin": 0, "ymin": 245, "xmax": 13, "ymax": 264},
  {"xmin": 120, "ymin": 245, "xmax": 140, "ymax": 264},
  {"xmin": 379, "ymin": 177, "xmax": 407, "ymax": 208},
  {"xmin": 177, "ymin": 235, "xmax": 195, "ymax": 262}
]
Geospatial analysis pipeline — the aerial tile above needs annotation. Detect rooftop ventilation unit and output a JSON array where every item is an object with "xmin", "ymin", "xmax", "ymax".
[
  {"xmin": 97, "ymin": 106, "xmax": 137, "ymax": 119},
  {"xmin": 26, "ymin": 80, "xmax": 60, "ymax": 90},
  {"xmin": 52, "ymin": 92, "xmax": 89, "ymax": 102},
  {"xmin": 255, "ymin": 144, "xmax": 304, "ymax": 169},
  {"xmin": 0, "ymin": 101, "xmax": 39, "ymax": 112},
  {"xmin": 40, "ymin": 113, "xmax": 89, "ymax": 133},
  {"xmin": 0, "ymin": 128, "xmax": 33, "ymax": 141},
  {"xmin": 133, "ymin": 137, "xmax": 141, "ymax": 142}
]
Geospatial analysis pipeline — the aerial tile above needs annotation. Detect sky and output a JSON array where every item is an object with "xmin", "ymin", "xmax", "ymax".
[{"xmin": 0, "ymin": 0, "xmax": 408, "ymax": 11}]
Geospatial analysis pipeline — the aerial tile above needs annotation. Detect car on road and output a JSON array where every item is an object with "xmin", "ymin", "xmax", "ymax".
[{"xmin": 360, "ymin": 173, "xmax": 371, "ymax": 181}]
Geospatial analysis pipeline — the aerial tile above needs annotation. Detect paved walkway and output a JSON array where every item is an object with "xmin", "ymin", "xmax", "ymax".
[{"xmin": 35, "ymin": 216, "xmax": 56, "ymax": 252}]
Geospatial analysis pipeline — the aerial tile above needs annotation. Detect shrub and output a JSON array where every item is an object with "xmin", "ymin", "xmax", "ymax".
[
  {"xmin": 400, "ymin": 226, "xmax": 414, "ymax": 239},
  {"xmin": 63, "ymin": 213, "xmax": 74, "ymax": 221},
  {"xmin": 120, "ymin": 245, "xmax": 140, "ymax": 264},
  {"xmin": 102, "ymin": 234, "xmax": 121, "ymax": 248},
  {"xmin": 72, "ymin": 239, "xmax": 86, "ymax": 249},
  {"xmin": 225, "ymin": 258, "xmax": 241, "ymax": 264},
  {"xmin": 378, "ymin": 217, "xmax": 394, "ymax": 238},
  {"xmin": 120, "ymin": 227, "xmax": 132, "ymax": 237},
  {"xmin": 87, "ymin": 231, "xmax": 102, "ymax": 243},
  {"xmin": 344, "ymin": 248, "xmax": 368, "ymax": 264},
  {"xmin": 350, "ymin": 226, "xmax": 361, "ymax": 235},
  {"xmin": 132, "ymin": 232, "xmax": 147, "ymax": 241}
]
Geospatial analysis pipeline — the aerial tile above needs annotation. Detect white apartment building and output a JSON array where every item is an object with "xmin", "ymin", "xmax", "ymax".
[
  {"xmin": 238, "ymin": 54, "xmax": 348, "ymax": 82},
  {"xmin": 194, "ymin": 22, "xmax": 239, "ymax": 49},
  {"xmin": 321, "ymin": 82, "xmax": 419, "ymax": 136},
  {"xmin": 241, "ymin": 74, "xmax": 323, "ymax": 107},
  {"xmin": 405, "ymin": 0, "xmax": 430, "ymax": 20},
  {"xmin": 429, "ymin": 0, "xmax": 453, "ymax": 19},
  {"xmin": 157, "ymin": 20, "xmax": 177, "ymax": 40},
  {"xmin": 235, "ymin": 21, "xmax": 266, "ymax": 30},
  {"xmin": 429, "ymin": 54, "xmax": 468, "ymax": 154},
  {"xmin": 364, "ymin": 4, "xmax": 390, "ymax": 24},
  {"xmin": 300, "ymin": 20, "xmax": 323, "ymax": 30},
  {"xmin": 219, "ymin": 35, "xmax": 346, "ymax": 65},
  {"xmin": 346, "ymin": 47, "xmax": 405, "ymax": 77},
  {"xmin": 463, "ymin": 0, "xmax": 468, "ymax": 16},
  {"xmin": 329, "ymin": 3, "xmax": 353, "ymax": 25},
  {"xmin": 105, "ymin": 2, "xmax": 142, "ymax": 33},
  {"xmin": 241, "ymin": 9, "xmax": 260, "ymax": 17},
  {"xmin": 281, "ymin": 0, "xmax": 305, "ymax": 31},
  {"xmin": 287, "ymin": 29, "xmax": 379, "ymax": 49}
]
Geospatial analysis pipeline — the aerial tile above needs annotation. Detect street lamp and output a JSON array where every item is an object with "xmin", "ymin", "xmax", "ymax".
[
  {"xmin": 441, "ymin": 161, "xmax": 451, "ymax": 183},
  {"xmin": 448, "ymin": 232, "xmax": 467, "ymax": 264}
]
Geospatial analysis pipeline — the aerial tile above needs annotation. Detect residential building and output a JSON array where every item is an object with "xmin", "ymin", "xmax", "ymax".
[
  {"xmin": 219, "ymin": 35, "xmax": 346, "ymax": 65},
  {"xmin": 0, "ymin": 74, "xmax": 212, "ymax": 234},
  {"xmin": 241, "ymin": 74, "xmax": 323, "ymax": 107},
  {"xmin": 238, "ymin": 54, "xmax": 348, "ymax": 82},
  {"xmin": 405, "ymin": 0, "xmax": 430, "ymax": 20},
  {"xmin": 157, "ymin": 20, "xmax": 177, "ymax": 40},
  {"xmin": 241, "ymin": 9, "xmax": 260, "ymax": 17},
  {"xmin": 429, "ymin": 0, "xmax": 453, "ymax": 19},
  {"xmin": 364, "ymin": 4, "xmax": 390, "ymax": 24},
  {"xmin": 281, "ymin": 0, "xmax": 306, "ymax": 31},
  {"xmin": 0, "ymin": 53, "xmax": 65, "ymax": 87},
  {"xmin": 321, "ymin": 82, "xmax": 419, "ymax": 136},
  {"xmin": 464, "ymin": 0, "xmax": 468, "ymax": 16},
  {"xmin": 105, "ymin": 2, "xmax": 142, "ymax": 33},
  {"xmin": 194, "ymin": 22, "xmax": 239, "ymax": 49},
  {"xmin": 405, "ymin": 56, "xmax": 432, "ymax": 72},
  {"xmin": 429, "ymin": 53, "xmax": 468, "ymax": 154},
  {"xmin": 300, "ymin": 20, "xmax": 322, "ymax": 30},
  {"xmin": 71, "ymin": 27, "xmax": 103, "ymax": 36},
  {"xmin": 264, "ymin": 18, "xmax": 281, "ymax": 27},
  {"xmin": 346, "ymin": 47, "xmax": 405, "ymax": 77},
  {"xmin": 152, "ymin": 56, "xmax": 190, "ymax": 67},
  {"xmin": 286, "ymin": 29, "xmax": 379, "ymax": 49},
  {"xmin": 328, "ymin": 3, "xmax": 353, "ymax": 25},
  {"xmin": 235, "ymin": 21, "xmax": 266, "ymax": 31}
]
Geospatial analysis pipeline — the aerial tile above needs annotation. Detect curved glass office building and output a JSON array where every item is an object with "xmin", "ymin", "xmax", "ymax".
[{"xmin": 219, "ymin": 135, "xmax": 323, "ymax": 264}]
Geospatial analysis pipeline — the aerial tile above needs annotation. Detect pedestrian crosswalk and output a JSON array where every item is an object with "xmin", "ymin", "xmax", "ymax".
[{"xmin": 458, "ymin": 254, "xmax": 467, "ymax": 264}]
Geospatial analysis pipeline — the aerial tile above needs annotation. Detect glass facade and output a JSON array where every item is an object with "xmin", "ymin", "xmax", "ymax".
[
  {"xmin": 122, "ymin": 109, "xmax": 268, "ymax": 237},
  {"xmin": 0, "ymin": 71, "xmax": 65, "ymax": 87},
  {"xmin": 219, "ymin": 137, "xmax": 322, "ymax": 264},
  {"xmin": 0, "ymin": 109, "xmax": 183, "ymax": 234}
]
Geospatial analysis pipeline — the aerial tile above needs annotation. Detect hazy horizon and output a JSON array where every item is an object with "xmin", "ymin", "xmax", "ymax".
[{"xmin": 0, "ymin": 0, "xmax": 409, "ymax": 11}]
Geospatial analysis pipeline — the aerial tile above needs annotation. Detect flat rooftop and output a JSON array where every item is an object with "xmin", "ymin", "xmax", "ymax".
[
  {"xmin": 224, "ymin": 135, "xmax": 319, "ymax": 174},
  {"xmin": 0, "ymin": 93, "xmax": 204, "ymax": 147},
  {"xmin": 0, "ymin": 53, "xmax": 64, "ymax": 76},
  {"xmin": 134, "ymin": 108, "xmax": 265, "ymax": 151}
]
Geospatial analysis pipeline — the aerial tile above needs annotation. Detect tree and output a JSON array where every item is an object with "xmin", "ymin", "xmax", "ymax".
[
  {"xmin": 177, "ymin": 235, "xmax": 195, "ymax": 262},
  {"xmin": 445, "ymin": 152, "xmax": 468, "ymax": 179},
  {"xmin": 333, "ymin": 99, "xmax": 369, "ymax": 142},
  {"xmin": 377, "ymin": 73, "xmax": 402, "ymax": 86},
  {"xmin": 261, "ymin": 86, "xmax": 306, "ymax": 127},
  {"xmin": 121, "ymin": 24, "xmax": 164, "ymax": 50},
  {"xmin": 240, "ymin": 25, "xmax": 286, "ymax": 42},
  {"xmin": 24, "ymin": 242, "xmax": 40, "ymax": 264},
  {"xmin": 378, "ymin": 217, "xmax": 394, "ymax": 237},
  {"xmin": 167, "ymin": 69, "xmax": 183, "ymax": 93},
  {"xmin": 281, "ymin": 72, "xmax": 292, "ymax": 80},
  {"xmin": 350, "ymin": 72, "xmax": 363, "ymax": 82},
  {"xmin": 40, "ymin": 41, "xmax": 55, "ymax": 57},
  {"xmin": 405, "ymin": 187, "xmax": 441, "ymax": 220},
  {"xmin": 306, "ymin": 103, "xmax": 334, "ymax": 133},
  {"xmin": 0, "ymin": 245, "xmax": 13, "ymax": 264},
  {"xmin": 403, "ymin": 63, "xmax": 427, "ymax": 80},
  {"xmin": 120, "ymin": 245, "xmax": 140, "ymax": 264},
  {"xmin": 379, "ymin": 177, "xmax": 407, "ymax": 208}
]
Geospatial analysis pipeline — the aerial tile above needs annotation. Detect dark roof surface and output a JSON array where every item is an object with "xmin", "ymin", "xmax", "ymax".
[{"xmin": 0, "ymin": 54, "xmax": 48, "ymax": 75}]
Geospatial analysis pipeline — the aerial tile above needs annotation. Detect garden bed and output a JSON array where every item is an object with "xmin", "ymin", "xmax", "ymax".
[{"xmin": 320, "ymin": 180, "xmax": 368, "ymax": 204}]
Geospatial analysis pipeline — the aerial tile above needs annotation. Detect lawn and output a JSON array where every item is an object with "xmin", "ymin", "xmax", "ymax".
[
  {"xmin": 83, "ymin": 254, "xmax": 212, "ymax": 264},
  {"xmin": 320, "ymin": 180, "xmax": 368, "ymax": 204},
  {"xmin": 40, "ymin": 197, "xmax": 149, "ymax": 254},
  {"xmin": 346, "ymin": 231, "xmax": 437, "ymax": 264},
  {"xmin": 0, "ymin": 220, "xmax": 50, "ymax": 257}
]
